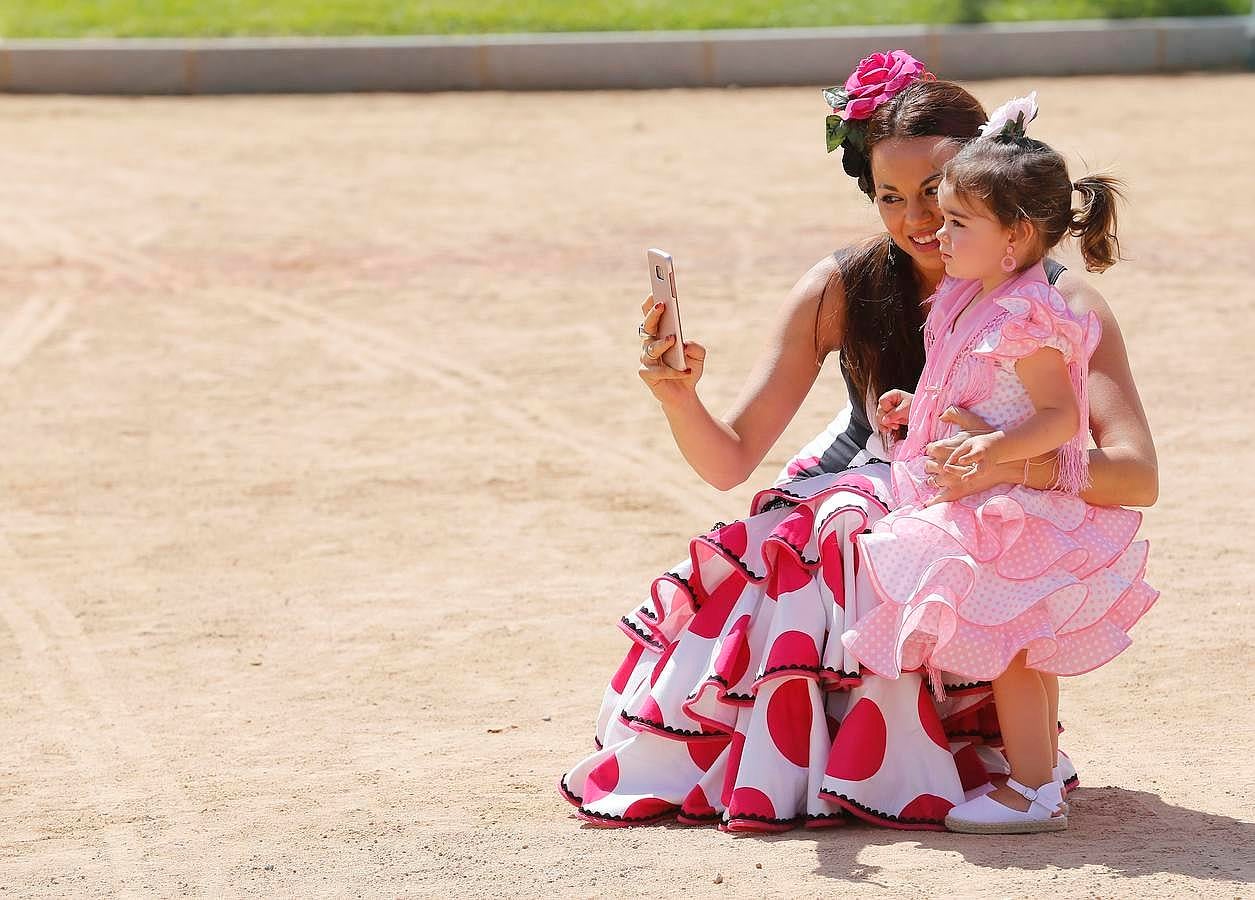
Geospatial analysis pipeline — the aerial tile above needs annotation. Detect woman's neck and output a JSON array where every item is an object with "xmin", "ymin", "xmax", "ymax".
[{"xmin": 916, "ymin": 264, "xmax": 945, "ymax": 300}]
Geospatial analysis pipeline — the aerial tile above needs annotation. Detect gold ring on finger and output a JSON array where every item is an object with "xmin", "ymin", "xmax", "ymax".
[{"xmin": 638, "ymin": 323, "xmax": 656, "ymax": 339}]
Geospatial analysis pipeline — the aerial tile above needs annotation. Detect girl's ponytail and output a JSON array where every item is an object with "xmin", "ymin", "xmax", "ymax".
[{"xmin": 1070, "ymin": 175, "xmax": 1125, "ymax": 273}]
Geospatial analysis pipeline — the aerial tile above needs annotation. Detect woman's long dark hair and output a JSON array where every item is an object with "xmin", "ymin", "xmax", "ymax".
[{"xmin": 816, "ymin": 80, "xmax": 987, "ymax": 406}]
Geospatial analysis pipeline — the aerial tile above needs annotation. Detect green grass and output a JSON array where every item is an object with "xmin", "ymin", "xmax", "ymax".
[{"xmin": 0, "ymin": 0, "xmax": 1245, "ymax": 39}]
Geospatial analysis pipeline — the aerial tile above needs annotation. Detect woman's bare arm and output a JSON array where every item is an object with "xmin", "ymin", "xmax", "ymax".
[
  {"xmin": 1056, "ymin": 271, "xmax": 1159, "ymax": 506},
  {"xmin": 645, "ymin": 255, "xmax": 843, "ymax": 491}
]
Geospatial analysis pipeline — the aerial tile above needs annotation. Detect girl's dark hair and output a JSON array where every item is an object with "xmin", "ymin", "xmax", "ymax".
[
  {"xmin": 817, "ymin": 79, "xmax": 987, "ymax": 406},
  {"xmin": 943, "ymin": 135, "xmax": 1124, "ymax": 273}
]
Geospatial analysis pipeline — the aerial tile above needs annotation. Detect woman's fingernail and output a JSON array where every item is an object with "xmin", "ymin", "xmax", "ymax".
[{"xmin": 653, "ymin": 302, "xmax": 663, "ymax": 310}]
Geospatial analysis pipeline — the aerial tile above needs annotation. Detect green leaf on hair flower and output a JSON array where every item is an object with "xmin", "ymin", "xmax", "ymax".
[
  {"xmin": 1001, "ymin": 111, "xmax": 1028, "ymax": 140},
  {"xmin": 826, "ymin": 115, "xmax": 849, "ymax": 153},
  {"xmin": 822, "ymin": 86, "xmax": 848, "ymax": 111},
  {"xmin": 845, "ymin": 123, "xmax": 866, "ymax": 153}
]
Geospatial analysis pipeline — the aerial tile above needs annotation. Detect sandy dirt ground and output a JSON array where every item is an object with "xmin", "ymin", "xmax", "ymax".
[{"xmin": 0, "ymin": 73, "xmax": 1251, "ymax": 898}]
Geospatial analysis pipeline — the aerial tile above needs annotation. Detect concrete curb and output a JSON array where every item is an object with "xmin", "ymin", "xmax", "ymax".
[{"xmin": 0, "ymin": 16, "xmax": 1250, "ymax": 94}]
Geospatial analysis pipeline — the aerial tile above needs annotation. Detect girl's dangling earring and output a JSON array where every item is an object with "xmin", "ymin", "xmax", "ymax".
[{"xmin": 1000, "ymin": 244, "xmax": 1017, "ymax": 273}]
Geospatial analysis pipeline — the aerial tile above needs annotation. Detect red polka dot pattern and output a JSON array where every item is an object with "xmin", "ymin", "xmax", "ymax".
[
  {"xmin": 951, "ymin": 744, "xmax": 990, "ymax": 792},
  {"xmin": 713, "ymin": 521, "xmax": 748, "ymax": 559},
  {"xmin": 636, "ymin": 695, "xmax": 664, "ymax": 728},
  {"xmin": 835, "ymin": 473, "xmax": 878, "ymax": 498},
  {"xmin": 766, "ymin": 553, "xmax": 812, "ymax": 600},
  {"xmin": 622, "ymin": 797, "xmax": 676, "ymax": 821},
  {"xmin": 766, "ymin": 679, "xmax": 814, "ymax": 768},
  {"xmin": 583, "ymin": 755, "xmax": 619, "ymax": 804},
  {"xmin": 688, "ymin": 738, "xmax": 727, "ymax": 773},
  {"xmin": 825, "ymin": 698, "xmax": 886, "ymax": 782},
  {"xmin": 650, "ymin": 640, "xmax": 678, "ymax": 687},
  {"xmin": 721, "ymin": 731, "xmax": 747, "ymax": 808},
  {"xmin": 764, "ymin": 629, "xmax": 820, "ymax": 674},
  {"xmin": 727, "ymin": 786, "xmax": 776, "ymax": 821},
  {"xmin": 681, "ymin": 784, "xmax": 717, "ymax": 819},
  {"xmin": 917, "ymin": 679, "xmax": 950, "ymax": 751},
  {"xmin": 898, "ymin": 793, "xmax": 952, "ymax": 822},
  {"xmin": 687, "ymin": 573, "xmax": 743, "ymax": 639},
  {"xmin": 713, "ymin": 614, "xmax": 752, "ymax": 688},
  {"xmin": 773, "ymin": 506, "xmax": 814, "ymax": 553},
  {"xmin": 609, "ymin": 643, "xmax": 645, "ymax": 694},
  {"xmin": 560, "ymin": 463, "xmax": 1049, "ymax": 834},
  {"xmin": 821, "ymin": 531, "xmax": 845, "ymax": 607}
]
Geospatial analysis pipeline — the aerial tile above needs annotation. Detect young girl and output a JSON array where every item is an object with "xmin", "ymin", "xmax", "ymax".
[{"xmin": 841, "ymin": 93, "xmax": 1159, "ymax": 834}]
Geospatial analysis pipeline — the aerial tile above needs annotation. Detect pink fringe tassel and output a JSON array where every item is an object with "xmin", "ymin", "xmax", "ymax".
[{"xmin": 1052, "ymin": 359, "xmax": 1091, "ymax": 494}]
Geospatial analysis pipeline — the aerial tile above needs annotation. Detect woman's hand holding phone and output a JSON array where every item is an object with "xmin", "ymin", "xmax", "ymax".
[{"xmin": 638, "ymin": 293, "xmax": 705, "ymax": 404}]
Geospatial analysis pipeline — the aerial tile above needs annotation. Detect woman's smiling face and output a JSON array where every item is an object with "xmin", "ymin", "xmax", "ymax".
[{"xmin": 869, "ymin": 136, "xmax": 960, "ymax": 282}]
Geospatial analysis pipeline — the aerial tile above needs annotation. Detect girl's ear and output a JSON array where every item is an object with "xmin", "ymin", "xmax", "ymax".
[{"xmin": 1011, "ymin": 217, "xmax": 1037, "ymax": 250}]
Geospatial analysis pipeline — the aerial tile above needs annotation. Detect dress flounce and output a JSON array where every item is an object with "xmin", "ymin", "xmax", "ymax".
[
  {"xmin": 560, "ymin": 466, "xmax": 1013, "ymax": 832},
  {"xmin": 843, "ymin": 476, "xmax": 1158, "ymax": 682}
]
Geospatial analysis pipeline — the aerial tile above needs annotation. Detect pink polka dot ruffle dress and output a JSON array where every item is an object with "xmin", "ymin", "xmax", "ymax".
[{"xmin": 842, "ymin": 264, "xmax": 1158, "ymax": 686}]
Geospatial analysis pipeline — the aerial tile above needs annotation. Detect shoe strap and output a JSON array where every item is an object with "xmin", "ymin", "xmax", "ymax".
[
  {"xmin": 1006, "ymin": 778, "xmax": 1063, "ymax": 815},
  {"xmin": 1005, "ymin": 778, "xmax": 1040, "ymax": 802}
]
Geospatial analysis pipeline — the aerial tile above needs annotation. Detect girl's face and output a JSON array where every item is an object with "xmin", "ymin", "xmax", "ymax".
[
  {"xmin": 869, "ymin": 137, "xmax": 960, "ymax": 285},
  {"xmin": 935, "ymin": 179, "xmax": 1013, "ymax": 285}
]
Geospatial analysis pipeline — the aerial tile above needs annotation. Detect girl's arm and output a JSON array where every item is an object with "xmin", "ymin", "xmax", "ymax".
[
  {"xmin": 923, "ymin": 273, "xmax": 1159, "ymax": 506},
  {"xmin": 943, "ymin": 348, "xmax": 1079, "ymax": 474},
  {"xmin": 642, "ymin": 255, "xmax": 841, "ymax": 491}
]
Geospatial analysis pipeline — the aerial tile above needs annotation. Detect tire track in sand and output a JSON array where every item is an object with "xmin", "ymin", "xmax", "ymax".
[
  {"xmin": 7, "ymin": 220, "xmax": 714, "ymax": 509},
  {"xmin": 237, "ymin": 289, "xmax": 714, "ymax": 507},
  {"xmin": 6, "ymin": 217, "xmax": 717, "ymax": 511},
  {"xmin": 0, "ymin": 297, "xmax": 73, "ymax": 371},
  {"xmin": 0, "ymin": 294, "xmax": 227, "ymax": 893}
]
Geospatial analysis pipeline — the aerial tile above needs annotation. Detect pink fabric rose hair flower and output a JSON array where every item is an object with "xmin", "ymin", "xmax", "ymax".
[
  {"xmin": 841, "ymin": 50, "xmax": 934, "ymax": 120},
  {"xmin": 824, "ymin": 50, "xmax": 935, "ymax": 154}
]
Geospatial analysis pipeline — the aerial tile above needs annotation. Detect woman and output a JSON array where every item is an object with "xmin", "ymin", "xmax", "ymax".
[{"xmin": 560, "ymin": 53, "xmax": 1157, "ymax": 832}]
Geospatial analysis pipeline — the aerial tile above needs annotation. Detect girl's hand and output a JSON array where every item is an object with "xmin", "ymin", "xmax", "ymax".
[
  {"xmin": 637, "ymin": 295, "xmax": 706, "ymax": 404},
  {"xmin": 923, "ymin": 407, "xmax": 1015, "ymax": 507},
  {"xmin": 945, "ymin": 432, "xmax": 1003, "ymax": 479},
  {"xmin": 876, "ymin": 389, "xmax": 913, "ymax": 434}
]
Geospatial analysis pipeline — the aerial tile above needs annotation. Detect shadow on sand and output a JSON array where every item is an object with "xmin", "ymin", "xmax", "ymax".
[{"xmin": 805, "ymin": 788, "xmax": 1253, "ymax": 887}]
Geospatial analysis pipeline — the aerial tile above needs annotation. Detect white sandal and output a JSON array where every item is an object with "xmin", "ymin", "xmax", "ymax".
[
  {"xmin": 945, "ymin": 778, "xmax": 1068, "ymax": 834},
  {"xmin": 1055, "ymin": 751, "xmax": 1079, "ymax": 794},
  {"xmin": 970, "ymin": 747, "xmax": 1079, "ymax": 803}
]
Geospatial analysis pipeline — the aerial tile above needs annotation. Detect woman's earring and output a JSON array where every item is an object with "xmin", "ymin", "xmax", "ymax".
[{"xmin": 1000, "ymin": 244, "xmax": 1017, "ymax": 273}]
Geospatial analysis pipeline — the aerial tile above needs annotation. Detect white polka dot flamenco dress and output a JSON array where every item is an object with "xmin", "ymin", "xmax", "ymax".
[
  {"xmin": 842, "ymin": 264, "xmax": 1159, "ymax": 692},
  {"xmin": 560, "ymin": 388, "xmax": 1042, "ymax": 828}
]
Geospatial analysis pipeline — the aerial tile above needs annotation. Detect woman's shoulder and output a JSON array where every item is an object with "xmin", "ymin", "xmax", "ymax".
[
  {"xmin": 1053, "ymin": 267, "xmax": 1113, "ymax": 317},
  {"xmin": 789, "ymin": 252, "xmax": 847, "ymax": 357},
  {"xmin": 1052, "ymin": 267, "xmax": 1125, "ymax": 343},
  {"xmin": 801, "ymin": 251, "xmax": 844, "ymax": 293}
]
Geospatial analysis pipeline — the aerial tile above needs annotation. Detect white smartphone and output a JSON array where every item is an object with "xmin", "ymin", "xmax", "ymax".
[{"xmin": 646, "ymin": 248, "xmax": 687, "ymax": 371}]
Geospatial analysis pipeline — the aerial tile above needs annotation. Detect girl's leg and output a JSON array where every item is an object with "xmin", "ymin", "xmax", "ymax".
[
  {"xmin": 1043, "ymin": 673, "xmax": 1060, "ymax": 764},
  {"xmin": 986, "ymin": 652, "xmax": 1058, "ymax": 813}
]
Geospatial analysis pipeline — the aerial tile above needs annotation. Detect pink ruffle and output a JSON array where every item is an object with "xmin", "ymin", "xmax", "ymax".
[
  {"xmin": 843, "ymin": 483, "xmax": 1158, "ymax": 682},
  {"xmin": 971, "ymin": 281, "xmax": 1100, "ymax": 366}
]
